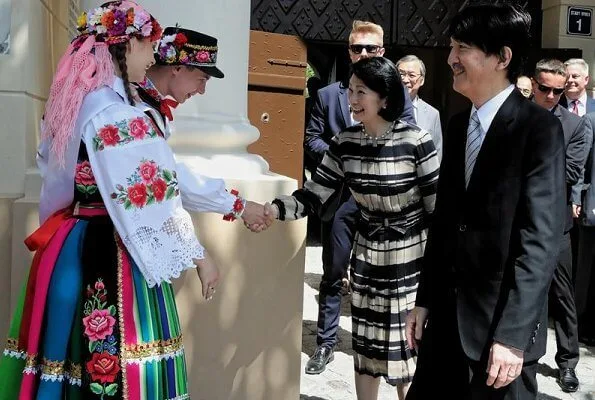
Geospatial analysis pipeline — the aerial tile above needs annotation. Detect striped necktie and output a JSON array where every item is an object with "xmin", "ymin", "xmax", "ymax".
[
  {"xmin": 570, "ymin": 99, "xmax": 580, "ymax": 115},
  {"xmin": 465, "ymin": 111, "xmax": 483, "ymax": 187}
]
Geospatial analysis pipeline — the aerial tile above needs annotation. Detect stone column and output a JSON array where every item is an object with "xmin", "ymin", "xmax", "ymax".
[
  {"xmin": 78, "ymin": 1, "xmax": 306, "ymax": 399},
  {"xmin": 2, "ymin": 0, "xmax": 73, "ymax": 338},
  {"xmin": 542, "ymin": 0, "xmax": 595, "ymax": 95}
]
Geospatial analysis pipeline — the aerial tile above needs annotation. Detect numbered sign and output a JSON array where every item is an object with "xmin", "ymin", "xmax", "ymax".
[{"xmin": 567, "ymin": 7, "xmax": 592, "ymax": 36}]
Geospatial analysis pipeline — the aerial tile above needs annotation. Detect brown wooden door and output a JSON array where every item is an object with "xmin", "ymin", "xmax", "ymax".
[{"xmin": 247, "ymin": 30, "xmax": 307, "ymax": 186}]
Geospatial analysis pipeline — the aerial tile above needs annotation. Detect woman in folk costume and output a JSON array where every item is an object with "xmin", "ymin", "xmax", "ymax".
[
  {"xmin": 266, "ymin": 57, "xmax": 439, "ymax": 400},
  {"xmin": 0, "ymin": 1, "xmax": 264, "ymax": 398}
]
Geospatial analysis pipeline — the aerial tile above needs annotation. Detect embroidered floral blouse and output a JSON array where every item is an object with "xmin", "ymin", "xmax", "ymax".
[
  {"xmin": 37, "ymin": 77, "xmax": 209, "ymax": 287},
  {"xmin": 134, "ymin": 77, "xmax": 238, "ymax": 215}
]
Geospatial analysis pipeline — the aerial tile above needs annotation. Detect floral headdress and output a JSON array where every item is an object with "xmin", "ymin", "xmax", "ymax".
[
  {"xmin": 155, "ymin": 27, "xmax": 224, "ymax": 78},
  {"xmin": 42, "ymin": 1, "xmax": 162, "ymax": 167},
  {"xmin": 76, "ymin": 1, "xmax": 162, "ymax": 45}
]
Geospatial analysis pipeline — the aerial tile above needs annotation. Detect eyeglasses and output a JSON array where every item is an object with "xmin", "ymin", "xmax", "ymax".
[
  {"xmin": 536, "ymin": 83, "xmax": 565, "ymax": 96},
  {"xmin": 349, "ymin": 44, "xmax": 381, "ymax": 54},
  {"xmin": 517, "ymin": 88, "xmax": 532, "ymax": 97},
  {"xmin": 398, "ymin": 70, "xmax": 421, "ymax": 80}
]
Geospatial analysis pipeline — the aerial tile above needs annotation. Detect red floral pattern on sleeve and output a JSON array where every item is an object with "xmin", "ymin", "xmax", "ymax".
[
  {"xmin": 93, "ymin": 117, "xmax": 158, "ymax": 151},
  {"xmin": 110, "ymin": 159, "xmax": 180, "ymax": 210}
]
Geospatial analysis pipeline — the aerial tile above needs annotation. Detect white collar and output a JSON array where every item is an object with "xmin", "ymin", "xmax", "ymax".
[
  {"xmin": 412, "ymin": 95, "xmax": 419, "ymax": 107},
  {"xmin": 471, "ymin": 84, "xmax": 515, "ymax": 133},
  {"xmin": 566, "ymin": 92, "xmax": 587, "ymax": 106},
  {"xmin": 111, "ymin": 76, "xmax": 128, "ymax": 102}
]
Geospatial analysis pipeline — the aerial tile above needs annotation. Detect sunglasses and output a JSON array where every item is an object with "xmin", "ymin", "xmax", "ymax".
[
  {"xmin": 536, "ymin": 83, "xmax": 565, "ymax": 96},
  {"xmin": 349, "ymin": 44, "xmax": 381, "ymax": 54}
]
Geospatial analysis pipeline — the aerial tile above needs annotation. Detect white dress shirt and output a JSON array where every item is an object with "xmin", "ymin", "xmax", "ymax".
[{"xmin": 471, "ymin": 84, "xmax": 516, "ymax": 149}]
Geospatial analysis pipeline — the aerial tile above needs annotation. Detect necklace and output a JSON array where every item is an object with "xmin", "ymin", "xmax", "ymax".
[{"xmin": 361, "ymin": 121, "xmax": 395, "ymax": 147}]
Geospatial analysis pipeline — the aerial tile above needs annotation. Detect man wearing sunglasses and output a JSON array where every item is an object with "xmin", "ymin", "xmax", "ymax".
[
  {"xmin": 303, "ymin": 20, "xmax": 415, "ymax": 375},
  {"xmin": 531, "ymin": 58, "xmax": 590, "ymax": 393}
]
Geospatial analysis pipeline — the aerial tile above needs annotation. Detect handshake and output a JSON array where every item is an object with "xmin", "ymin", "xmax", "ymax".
[{"xmin": 240, "ymin": 201, "xmax": 279, "ymax": 232}]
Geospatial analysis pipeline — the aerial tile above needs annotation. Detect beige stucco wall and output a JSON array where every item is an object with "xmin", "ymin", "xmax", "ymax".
[
  {"xmin": 0, "ymin": 0, "xmax": 71, "ymax": 338},
  {"xmin": 542, "ymin": 0, "xmax": 595, "ymax": 94}
]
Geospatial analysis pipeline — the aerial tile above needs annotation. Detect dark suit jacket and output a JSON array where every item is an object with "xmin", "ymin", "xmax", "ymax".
[
  {"xmin": 417, "ymin": 89, "xmax": 566, "ymax": 362},
  {"xmin": 578, "ymin": 113, "xmax": 595, "ymax": 225},
  {"xmin": 553, "ymin": 104, "xmax": 589, "ymax": 232},
  {"xmin": 559, "ymin": 95, "xmax": 595, "ymax": 114},
  {"xmin": 304, "ymin": 80, "xmax": 415, "ymax": 168}
]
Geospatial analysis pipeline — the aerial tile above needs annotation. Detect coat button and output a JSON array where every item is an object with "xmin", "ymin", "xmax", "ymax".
[
  {"xmin": 531, "ymin": 337, "xmax": 536, "ymax": 343},
  {"xmin": 459, "ymin": 224, "xmax": 467, "ymax": 232}
]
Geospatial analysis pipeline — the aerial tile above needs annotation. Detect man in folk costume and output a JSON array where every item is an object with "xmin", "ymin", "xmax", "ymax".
[
  {"xmin": 0, "ymin": 3, "xmax": 267, "ymax": 399},
  {"xmin": 132, "ymin": 27, "xmax": 268, "ymax": 231}
]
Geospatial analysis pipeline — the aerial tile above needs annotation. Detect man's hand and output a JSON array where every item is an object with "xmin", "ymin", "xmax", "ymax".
[
  {"xmin": 405, "ymin": 306, "xmax": 429, "ymax": 351},
  {"xmin": 572, "ymin": 204, "xmax": 581, "ymax": 219},
  {"xmin": 193, "ymin": 252, "xmax": 220, "ymax": 301},
  {"xmin": 241, "ymin": 201, "xmax": 274, "ymax": 232},
  {"xmin": 486, "ymin": 341, "xmax": 524, "ymax": 389}
]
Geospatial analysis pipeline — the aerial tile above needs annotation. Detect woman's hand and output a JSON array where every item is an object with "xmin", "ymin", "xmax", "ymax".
[{"xmin": 193, "ymin": 251, "xmax": 220, "ymax": 301}]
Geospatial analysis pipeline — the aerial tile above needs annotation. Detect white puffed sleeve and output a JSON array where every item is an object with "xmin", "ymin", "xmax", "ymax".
[
  {"xmin": 83, "ymin": 104, "xmax": 205, "ymax": 287},
  {"xmin": 176, "ymin": 162, "xmax": 236, "ymax": 214}
]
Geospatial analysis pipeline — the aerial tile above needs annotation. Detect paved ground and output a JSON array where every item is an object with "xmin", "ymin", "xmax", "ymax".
[{"xmin": 299, "ymin": 245, "xmax": 595, "ymax": 400}]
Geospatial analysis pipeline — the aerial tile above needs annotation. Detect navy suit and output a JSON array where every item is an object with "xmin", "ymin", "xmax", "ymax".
[
  {"xmin": 576, "ymin": 112, "xmax": 595, "ymax": 344},
  {"xmin": 549, "ymin": 105, "xmax": 588, "ymax": 370},
  {"xmin": 304, "ymin": 79, "xmax": 415, "ymax": 349}
]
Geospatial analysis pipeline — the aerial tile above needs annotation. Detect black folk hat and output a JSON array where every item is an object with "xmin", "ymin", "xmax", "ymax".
[{"xmin": 155, "ymin": 26, "xmax": 224, "ymax": 78}]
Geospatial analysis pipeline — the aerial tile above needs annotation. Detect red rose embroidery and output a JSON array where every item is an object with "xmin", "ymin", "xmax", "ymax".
[
  {"xmin": 94, "ymin": 280, "xmax": 105, "ymax": 291},
  {"xmin": 127, "ymin": 183, "xmax": 147, "ymax": 208},
  {"xmin": 86, "ymin": 352, "xmax": 120, "ymax": 384},
  {"xmin": 98, "ymin": 125, "xmax": 120, "ymax": 147},
  {"xmin": 174, "ymin": 33, "xmax": 188, "ymax": 48},
  {"xmin": 128, "ymin": 117, "xmax": 149, "ymax": 140},
  {"xmin": 196, "ymin": 51, "xmax": 210, "ymax": 63},
  {"xmin": 139, "ymin": 161, "xmax": 158, "ymax": 184},
  {"xmin": 152, "ymin": 178, "xmax": 168, "ymax": 202},
  {"xmin": 75, "ymin": 161, "xmax": 96, "ymax": 186}
]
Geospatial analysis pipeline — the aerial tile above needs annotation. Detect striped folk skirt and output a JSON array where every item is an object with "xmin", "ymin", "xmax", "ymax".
[
  {"xmin": 350, "ymin": 224, "xmax": 427, "ymax": 385},
  {"xmin": 0, "ymin": 208, "xmax": 189, "ymax": 400}
]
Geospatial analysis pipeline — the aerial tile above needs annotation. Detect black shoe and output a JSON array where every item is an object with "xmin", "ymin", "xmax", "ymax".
[
  {"xmin": 557, "ymin": 368, "xmax": 579, "ymax": 393},
  {"xmin": 305, "ymin": 346, "xmax": 334, "ymax": 375}
]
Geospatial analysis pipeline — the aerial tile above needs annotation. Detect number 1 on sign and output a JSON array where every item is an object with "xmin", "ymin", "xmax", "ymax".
[{"xmin": 577, "ymin": 18, "xmax": 582, "ymax": 31}]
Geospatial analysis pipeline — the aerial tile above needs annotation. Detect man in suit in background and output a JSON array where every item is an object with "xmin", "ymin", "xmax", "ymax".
[
  {"xmin": 515, "ymin": 75, "xmax": 533, "ymax": 99},
  {"xmin": 303, "ymin": 20, "xmax": 415, "ymax": 374},
  {"xmin": 406, "ymin": 4, "xmax": 566, "ymax": 399},
  {"xmin": 531, "ymin": 58, "xmax": 589, "ymax": 393},
  {"xmin": 560, "ymin": 59, "xmax": 595, "ymax": 116},
  {"xmin": 397, "ymin": 55, "xmax": 443, "ymax": 161}
]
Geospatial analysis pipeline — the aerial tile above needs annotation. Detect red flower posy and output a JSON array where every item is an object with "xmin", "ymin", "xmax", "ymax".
[
  {"xmin": 86, "ymin": 352, "xmax": 121, "ymax": 384},
  {"xmin": 139, "ymin": 160, "xmax": 158, "ymax": 184},
  {"xmin": 127, "ymin": 183, "xmax": 148, "ymax": 208},
  {"xmin": 128, "ymin": 117, "xmax": 149, "ymax": 140},
  {"xmin": 98, "ymin": 125, "xmax": 120, "ymax": 147},
  {"xmin": 151, "ymin": 178, "xmax": 168, "ymax": 202},
  {"xmin": 75, "ymin": 161, "xmax": 96, "ymax": 186}
]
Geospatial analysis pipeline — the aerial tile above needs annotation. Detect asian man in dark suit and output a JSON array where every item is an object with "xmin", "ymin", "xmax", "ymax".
[
  {"xmin": 531, "ymin": 58, "xmax": 589, "ymax": 393},
  {"xmin": 303, "ymin": 20, "xmax": 415, "ymax": 375},
  {"xmin": 405, "ymin": 4, "xmax": 566, "ymax": 399}
]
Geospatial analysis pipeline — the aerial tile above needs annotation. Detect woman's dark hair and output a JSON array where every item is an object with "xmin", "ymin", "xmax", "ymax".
[
  {"xmin": 448, "ymin": 3, "xmax": 531, "ymax": 83},
  {"xmin": 109, "ymin": 42, "xmax": 134, "ymax": 105},
  {"xmin": 350, "ymin": 57, "xmax": 404, "ymax": 122}
]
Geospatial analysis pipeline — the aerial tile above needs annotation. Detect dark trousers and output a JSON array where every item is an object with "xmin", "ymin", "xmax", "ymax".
[
  {"xmin": 317, "ymin": 195, "xmax": 358, "ymax": 347},
  {"xmin": 548, "ymin": 232, "xmax": 579, "ymax": 368},
  {"xmin": 576, "ymin": 225, "xmax": 595, "ymax": 341},
  {"xmin": 408, "ymin": 294, "xmax": 539, "ymax": 400}
]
